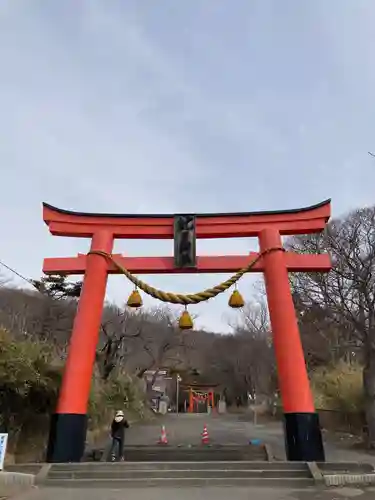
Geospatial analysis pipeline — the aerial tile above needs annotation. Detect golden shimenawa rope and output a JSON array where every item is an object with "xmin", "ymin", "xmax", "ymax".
[{"xmin": 88, "ymin": 247, "xmax": 284, "ymax": 306}]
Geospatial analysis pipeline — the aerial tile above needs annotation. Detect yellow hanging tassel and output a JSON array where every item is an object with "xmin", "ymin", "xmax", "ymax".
[
  {"xmin": 179, "ymin": 307, "xmax": 193, "ymax": 330},
  {"xmin": 127, "ymin": 288, "xmax": 143, "ymax": 308},
  {"xmin": 228, "ymin": 288, "xmax": 245, "ymax": 309}
]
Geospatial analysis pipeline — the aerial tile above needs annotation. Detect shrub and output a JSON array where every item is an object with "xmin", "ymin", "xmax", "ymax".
[
  {"xmin": 0, "ymin": 329, "xmax": 148, "ymax": 461},
  {"xmin": 0, "ymin": 329, "xmax": 61, "ymax": 431},
  {"xmin": 311, "ymin": 361, "xmax": 364, "ymax": 412},
  {"xmin": 88, "ymin": 372, "xmax": 147, "ymax": 430}
]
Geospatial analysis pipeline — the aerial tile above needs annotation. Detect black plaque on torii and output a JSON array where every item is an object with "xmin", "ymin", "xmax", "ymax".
[{"xmin": 174, "ymin": 214, "xmax": 197, "ymax": 269}]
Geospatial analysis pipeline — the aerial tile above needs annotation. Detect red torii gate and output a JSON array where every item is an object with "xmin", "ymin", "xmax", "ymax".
[{"xmin": 42, "ymin": 200, "xmax": 331, "ymax": 463}]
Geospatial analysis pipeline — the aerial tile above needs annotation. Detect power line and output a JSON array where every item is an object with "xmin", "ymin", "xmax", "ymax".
[
  {"xmin": 0, "ymin": 259, "xmax": 82, "ymax": 298},
  {"xmin": 0, "ymin": 258, "xmax": 35, "ymax": 287}
]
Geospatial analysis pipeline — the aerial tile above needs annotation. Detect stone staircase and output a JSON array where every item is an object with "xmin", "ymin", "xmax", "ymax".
[
  {"xmin": 39, "ymin": 460, "xmax": 315, "ymax": 488},
  {"xmin": 5, "ymin": 446, "xmax": 375, "ymax": 489}
]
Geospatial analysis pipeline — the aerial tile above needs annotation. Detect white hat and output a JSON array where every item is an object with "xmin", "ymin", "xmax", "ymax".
[{"xmin": 115, "ymin": 410, "xmax": 124, "ymax": 416}]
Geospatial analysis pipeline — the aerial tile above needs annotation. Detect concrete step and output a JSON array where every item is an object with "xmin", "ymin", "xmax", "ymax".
[
  {"xmin": 90, "ymin": 445, "xmax": 268, "ymax": 462},
  {"xmin": 41, "ymin": 460, "xmax": 312, "ymax": 487},
  {"xmin": 49, "ymin": 461, "xmax": 307, "ymax": 472},
  {"xmin": 317, "ymin": 462, "xmax": 375, "ymax": 474},
  {"xmin": 48, "ymin": 469, "xmax": 311, "ymax": 480},
  {"xmin": 5, "ymin": 464, "xmax": 43, "ymax": 475},
  {"xmin": 42, "ymin": 477, "xmax": 315, "ymax": 488}
]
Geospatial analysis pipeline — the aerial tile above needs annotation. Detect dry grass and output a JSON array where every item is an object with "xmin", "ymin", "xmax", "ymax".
[{"xmin": 311, "ymin": 361, "xmax": 364, "ymax": 412}]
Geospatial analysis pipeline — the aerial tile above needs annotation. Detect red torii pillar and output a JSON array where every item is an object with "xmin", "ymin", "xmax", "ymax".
[
  {"xmin": 209, "ymin": 390, "xmax": 215, "ymax": 409},
  {"xmin": 42, "ymin": 200, "xmax": 331, "ymax": 463},
  {"xmin": 189, "ymin": 388, "xmax": 194, "ymax": 414}
]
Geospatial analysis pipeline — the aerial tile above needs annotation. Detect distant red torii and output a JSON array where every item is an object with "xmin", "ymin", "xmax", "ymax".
[{"xmin": 43, "ymin": 199, "xmax": 331, "ymax": 464}]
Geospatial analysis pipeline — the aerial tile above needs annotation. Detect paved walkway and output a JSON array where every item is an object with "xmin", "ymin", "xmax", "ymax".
[
  {"xmin": 124, "ymin": 413, "xmax": 261, "ymax": 446},
  {"xmin": 118, "ymin": 413, "xmax": 375, "ymax": 464}
]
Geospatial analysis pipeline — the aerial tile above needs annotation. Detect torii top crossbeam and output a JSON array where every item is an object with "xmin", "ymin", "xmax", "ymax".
[{"xmin": 43, "ymin": 199, "xmax": 331, "ymax": 275}]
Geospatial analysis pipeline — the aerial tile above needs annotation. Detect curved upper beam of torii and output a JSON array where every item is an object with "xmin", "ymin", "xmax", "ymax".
[{"xmin": 42, "ymin": 199, "xmax": 331, "ymax": 239}]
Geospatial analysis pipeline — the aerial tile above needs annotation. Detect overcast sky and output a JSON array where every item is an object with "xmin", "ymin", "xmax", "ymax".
[{"xmin": 1, "ymin": 1, "xmax": 375, "ymax": 332}]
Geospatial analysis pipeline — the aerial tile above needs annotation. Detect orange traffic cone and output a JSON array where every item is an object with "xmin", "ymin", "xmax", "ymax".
[
  {"xmin": 159, "ymin": 425, "xmax": 168, "ymax": 445},
  {"xmin": 201, "ymin": 424, "xmax": 209, "ymax": 445}
]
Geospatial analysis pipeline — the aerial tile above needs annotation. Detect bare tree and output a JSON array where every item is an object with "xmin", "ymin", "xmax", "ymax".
[
  {"xmin": 0, "ymin": 271, "xmax": 11, "ymax": 288},
  {"xmin": 233, "ymin": 297, "xmax": 270, "ymax": 336},
  {"xmin": 95, "ymin": 305, "xmax": 144, "ymax": 380},
  {"xmin": 204, "ymin": 300, "xmax": 275, "ymax": 404},
  {"xmin": 136, "ymin": 307, "xmax": 191, "ymax": 386},
  {"xmin": 94, "ymin": 304, "xmax": 195, "ymax": 388},
  {"xmin": 0, "ymin": 287, "xmax": 75, "ymax": 346},
  {"xmin": 288, "ymin": 207, "xmax": 375, "ymax": 447}
]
